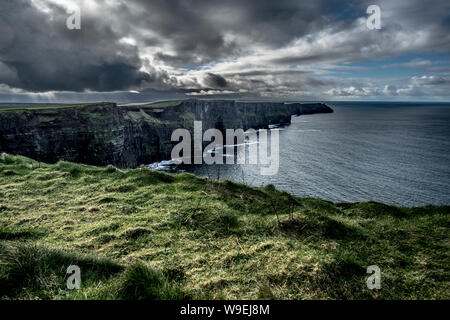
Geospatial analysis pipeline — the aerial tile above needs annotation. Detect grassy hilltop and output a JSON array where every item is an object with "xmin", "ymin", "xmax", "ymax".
[{"xmin": 0, "ymin": 153, "xmax": 448, "ymax": 300}]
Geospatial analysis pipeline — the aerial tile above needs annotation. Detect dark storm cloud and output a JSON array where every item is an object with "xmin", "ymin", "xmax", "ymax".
[
  {"xmin": 9, "ymin": 61, "xmax": 150, "ymax": 92},
  {"xmin": 154, "ymin": 52, "xmax": 190, "ymax": 66},
  {"xmin": 0, "ymin": 0, "xmax": 151, "ymax": 92},
  {"xmin": 203, "ymin": 73, "xmax": 227, "ymax": 88},
  {"xmin": 129, "ymin": 0, "xmax": 330, "ymax": 63}
]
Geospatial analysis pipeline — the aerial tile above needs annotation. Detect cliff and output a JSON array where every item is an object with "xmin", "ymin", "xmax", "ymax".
[{"xmin": 0, "ymin": 99, "xmax": 333, "ymax": 168}]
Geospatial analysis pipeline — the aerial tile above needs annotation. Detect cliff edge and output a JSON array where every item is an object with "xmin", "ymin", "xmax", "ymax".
[{"xmin": 0, "ymin": 99, "xmax": 333, "ymax": 168}]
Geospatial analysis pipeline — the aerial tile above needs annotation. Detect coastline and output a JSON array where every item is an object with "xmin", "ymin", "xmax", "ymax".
[{"xmin": 0, "ymin": 100, "xmax": 332, "ymax": 168}]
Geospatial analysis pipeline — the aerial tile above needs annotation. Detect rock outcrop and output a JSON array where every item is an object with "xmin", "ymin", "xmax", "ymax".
[{"xmin": 0, "ymin": 99, "xmax": 333, "ymax": 168}]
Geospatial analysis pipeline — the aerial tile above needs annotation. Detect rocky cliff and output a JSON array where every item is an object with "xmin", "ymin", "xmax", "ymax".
[{"xmin": 0, "ymin": 100, "xmax": 333, "ymax": 168}]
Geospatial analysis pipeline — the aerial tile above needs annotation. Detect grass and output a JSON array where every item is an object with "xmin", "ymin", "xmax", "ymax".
[
  {"xmin": 0, "ymin": 153, "xmax": 448, "ymax": 300},
  {"xmin": 0, "ymin": 103, "xmax": 109, "ymax": 113},
  {"xmin": 0, "ymin": 100, "xmax": 185, "ymax": 112},
  {"xmin": 141, "ymin": 100, "xmax": 183, "ymax": 108}
]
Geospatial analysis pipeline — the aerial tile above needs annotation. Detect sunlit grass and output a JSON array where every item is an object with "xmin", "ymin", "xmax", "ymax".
[
  {"xmin": 0, "ymin": 103, "xmax": 109, "ymax": 112},
  {"xmin": 0, "ymin": 153, "xmax": 448, "ymax": 299}
]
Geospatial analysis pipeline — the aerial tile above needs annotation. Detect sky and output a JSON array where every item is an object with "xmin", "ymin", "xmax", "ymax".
[{"xmin": 0, "ymin": 0, "xmax": 449, "ymax": 103}]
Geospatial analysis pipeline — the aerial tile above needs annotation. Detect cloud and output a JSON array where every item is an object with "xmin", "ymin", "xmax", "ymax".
[
  {"xmin": 411, "ymin": 75, "xmax": 449, "ymax": 86},
  {"xmin": 186, "ymin": 89, "xmax": 235, "ymax": 96},
  {"xmin": 327, "ymin": 74, "xmax": 450, "ymax": 97},
  {"xmin": 0, "ymin": 0, "xmax": 150, "ymax": 92},
  {"xmin": 203, "ymin": 73, "xmax": 228, "ymax": 88},
  {"xmin": 382, "ymin": 59, "xmax": 433, "ymax": 69},
  {"xmin": 0, "ymin": 0, "xmax": 449, "ymax": 101},
  {"xmin": 325, "ymin": 86, "xmax": 379, "ymax": 97}
]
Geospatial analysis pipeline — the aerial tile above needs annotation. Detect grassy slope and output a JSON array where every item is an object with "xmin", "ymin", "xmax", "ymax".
[
  {"xmin": 0, "ymin": 101, "xmax": 182, "ymax": 113},
  {"xmin": 0, "ymin": 153, "xmax": 448, "ymax": 300},
  {"xmin": 0, "ymin": 103, "xmax": 107, "ymax": 113},
  {"xmin": 140, "ymin": 100, "xmax": 183, "ymax": 108}
]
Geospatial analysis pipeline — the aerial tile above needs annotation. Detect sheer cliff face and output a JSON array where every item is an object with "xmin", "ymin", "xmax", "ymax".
[{"xmin": 0, "ymin": 100, "xmax": 333, "ymax": 168}]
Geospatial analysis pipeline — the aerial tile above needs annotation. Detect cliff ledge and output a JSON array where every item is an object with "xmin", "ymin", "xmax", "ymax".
[{"xmin": 0, "ymin": 99, "xmax": 333, "ymax": 168}]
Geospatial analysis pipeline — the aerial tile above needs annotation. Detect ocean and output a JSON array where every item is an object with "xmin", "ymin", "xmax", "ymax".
[{"xmin": 182, "ymin": 101, "xmax": 450, "ymax": 207}]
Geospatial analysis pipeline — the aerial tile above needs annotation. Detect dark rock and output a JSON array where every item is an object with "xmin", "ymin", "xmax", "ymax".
[{"xmin": 0, "ymin": 99, "xmax": 333, "ymax": 168}]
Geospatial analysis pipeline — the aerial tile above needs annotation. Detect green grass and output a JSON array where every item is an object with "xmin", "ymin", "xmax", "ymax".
[
  {"xmin": 0, "ymin": 103, "xmax": 108, "ymax": 113},
  {"xmin": 0, "ymin": 153, "xmax": 448, "ymax": 300},
  {"xmin": 140, "ymin": 100, "xmax": 183, "ymax": 108}
]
